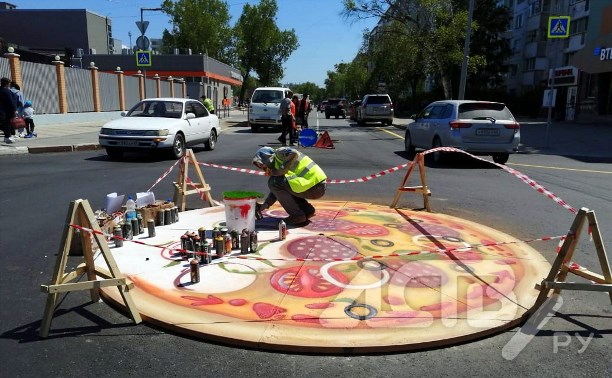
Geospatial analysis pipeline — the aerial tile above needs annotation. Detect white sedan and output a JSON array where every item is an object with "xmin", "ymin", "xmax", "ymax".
[{"xmin": 99, "ymin": 98, "xmax": 219, "ymax": 160}]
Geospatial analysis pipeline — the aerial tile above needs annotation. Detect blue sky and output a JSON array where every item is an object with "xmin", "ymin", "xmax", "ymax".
[{"xmin": 13, "ymin": 0, "xmax": 377, "ymax": 86}]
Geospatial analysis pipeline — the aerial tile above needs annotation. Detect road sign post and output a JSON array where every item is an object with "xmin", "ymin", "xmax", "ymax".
[{"xmin": 545, "ymin": 16, "xmax": 571, "ymax": 148}]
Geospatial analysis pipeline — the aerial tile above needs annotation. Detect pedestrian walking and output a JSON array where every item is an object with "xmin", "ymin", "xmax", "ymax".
[
  {"xmin": 9, "ymin": 81, "xmax": 24, "ymax": 137},
  {"xmin": 22, "ymin": 100, "xmax": 36, "ymax": 138},
  {"xmin": 277, "ymin": 90, "xmax": 294, "ymax": 146},
  {"xmin": 252, "ymin": 146, "xmax": 327, "ymax": 226},
  {"xmin": 0, "ymin": 77, "xmax": 17, "ymax": 144},
  {"xmin": 298, "ymin": 94, "xmax": 311, "ymax": 128}
]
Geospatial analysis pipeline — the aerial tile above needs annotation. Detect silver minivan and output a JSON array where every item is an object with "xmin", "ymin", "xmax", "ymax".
[
  {"xmin": 404, "ymin": 100, "xmax": 520, "ymax": 164},
  {"xmin": 358, "ymin": 94, "xmax": 394, "ymax": 126}
]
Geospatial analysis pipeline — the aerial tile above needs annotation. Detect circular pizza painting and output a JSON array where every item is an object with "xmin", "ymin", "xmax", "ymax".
[{"xmin": 97, "ymin": 200, "xmax": 551, "ymax": 353}]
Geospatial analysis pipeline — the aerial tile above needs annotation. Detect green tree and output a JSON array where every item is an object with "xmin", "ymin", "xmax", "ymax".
[
  {"xmin": 343, "ymin": 0, "xmax": 482, "ymax": 99},
  {"xmin": 160, "ymin": 0, "xmax": 233, "ymax": 61},
  {"xmin": 234, "ymin": 0, "xmax": 298, "ymax": 102}
]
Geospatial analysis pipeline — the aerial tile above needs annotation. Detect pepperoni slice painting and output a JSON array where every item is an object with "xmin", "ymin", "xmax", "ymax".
[{"xmin": 96, "ymin": 200, "xmax": 551, "ymax": 354}]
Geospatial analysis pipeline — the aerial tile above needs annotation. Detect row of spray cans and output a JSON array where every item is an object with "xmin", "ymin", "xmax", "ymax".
[{"xmin": 188, "ymin": 226, "xmax": 259, "ymax": 283}]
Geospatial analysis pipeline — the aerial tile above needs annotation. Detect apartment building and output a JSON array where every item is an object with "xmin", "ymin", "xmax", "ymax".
[{"xmin": 502, "ymin": 0, "xmax": 611, "ymax": 121}]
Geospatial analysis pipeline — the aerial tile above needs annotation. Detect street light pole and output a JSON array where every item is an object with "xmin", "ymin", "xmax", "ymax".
[{"xmin": 458, "ymin": 0, "xmax": 475, "ymax": 100}]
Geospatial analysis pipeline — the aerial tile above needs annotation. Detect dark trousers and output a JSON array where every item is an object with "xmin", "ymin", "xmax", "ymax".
[
  {"xmin": 25, "ymin": 118, "xmax": 35, "ymax": 134},
  {"xmin": 279, "ymin": 115, "xmax": 295, "ymax": 145},
  {"xmin": 1, "ymin": 114, "xmax": 11, "ymax": 138},
  {"xmin": 267, "ymin": 176, "xmax": 326, "ymax": 218}
]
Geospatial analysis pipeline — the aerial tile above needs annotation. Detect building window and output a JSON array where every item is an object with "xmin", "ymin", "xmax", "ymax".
[
  {"xmin": 514, "ymin": 14, "xmax": 523, "ymax": 29},
  {"xmin": 529, "ymin": 0, "xmax": 541, "ymax": 16},
  {"xmin": 510, "ymin": 64, "xmax": 518, "ymax": 76},
  {"xmin": 525, "ymin": 58, "xmax": 535, "ymax": 70},
  {"xmin": 570, "ymin": 17, "xmax": 588, "ymax": 35},
  {"xmin": 525, "ymin": 30, "xmax": 537, "ymax": 43},
  {"xmin": 512, "ymin": 38, "xmax": 522, "ymax": 52}
]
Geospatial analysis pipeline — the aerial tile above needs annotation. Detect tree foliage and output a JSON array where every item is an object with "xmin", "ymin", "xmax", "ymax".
[
  {"xmin": 233, "ymin": 0, "xmax": 298, "ymax": 101},
  {"xmin": 160, "ymin": 0, "xmax": 233, "ymax": 61}
]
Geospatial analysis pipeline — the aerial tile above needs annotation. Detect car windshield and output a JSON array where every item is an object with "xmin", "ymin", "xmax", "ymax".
[
  {"xmin": 252, "ymin": 90, "xmax": 283, "ymax": 104},
  {"xmin": 127, "ymin": 101, "xmax": 183, "ymax": 119},
  {"xmin": 458, "ymin": 102, "xmax": 514, "ymax": 120},
  {"xmin": 367, "ymin": 96, "xmax": 391, "ymax": 104}
]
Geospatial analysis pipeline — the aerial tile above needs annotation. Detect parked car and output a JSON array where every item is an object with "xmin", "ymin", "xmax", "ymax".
[
  {"xmin": 319, "ymin": 100, "xmax": 328, "ymax": 113},
  {"xmin": 357, "ymin": 94, "xmax": 394, "ymax": 126},
  {"xmin": 404, "ymin": 100, "xmax": 520, "ymax": 164},
  {"xmin": 99, "ymin": 98, "xmax": 219, "ymax": 160},
  {"xmin": 349, "ymin": 100, "xmax": 362, "ymax": 121},
  {"xmin": 325, "ymin": 98, "xmax": 350, "ymax": 119}
]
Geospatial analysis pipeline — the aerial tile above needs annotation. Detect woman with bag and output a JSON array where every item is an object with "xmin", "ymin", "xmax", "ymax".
[{"xmin": 0, "ymin": 77, "xmax": 17, "ymax": 144}]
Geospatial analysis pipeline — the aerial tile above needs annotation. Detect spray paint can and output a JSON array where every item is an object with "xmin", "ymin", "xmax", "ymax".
[
  {"xmin": 278, "ymin": 219, "xmax": 287, "ymax": 240},
  {"xmin": 189, "ymin": 259, "xmax": 200, "ymax": 283},
  {"xmin": 157, "ymin": 209, "xmax": 165, "ymax": 226},
  {"xmin": 172, "ymin": 206, "xmax": 179, "ymax": 222},
  {"xmin": 164, "ymin": 208, "xmax": 172, "ymax": 225},
  {"xmin": 201, "ymin": 239, "xmax": 211, "ymax": 264},
  {"xmin": 147, "ymin": 219, "xmax": 156, "ymax": 238},
  {"xmin": 131, "ymin": 218, "xmax": 139, "ymax": 236},
  {"xmin": 215, "ymin": 234, "xmax": 225, "ymax": 257},
  {"xmin": 198, "ymin": 227, "xmax": 206, "ymax": 241},
  {"xmin": 193, "ymin": 236, "xmax": 202, "ymax": 262},
  {"xmin": 137, "ymin": 213, "xmax": 145, "ymax": 234},
  {"xmin": 121, "ymin": 221, "xmax": 133, "ymax": 240},
  {"xmin": 113, "ymin": 225, "xmax": 123, "ymax": 247},
  {"xmin": 230, "ymin": 230, "xmax": 239, "ymax": 250},
  {"xmin": 180, "ymin": 233, "xmax": 189, "ymax": 256},
  {"xmin": 240, "ymin": 229, "xmax": 249, "ymax": 254},
  {"xmin": 249, "ymin": 230, "xmax": 258, "ymax": 253}
]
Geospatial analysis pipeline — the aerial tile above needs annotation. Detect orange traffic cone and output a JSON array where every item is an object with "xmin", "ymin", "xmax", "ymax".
[{"xmin": 314, "ymin": 131, "xmax": 334, "ymax": 149}]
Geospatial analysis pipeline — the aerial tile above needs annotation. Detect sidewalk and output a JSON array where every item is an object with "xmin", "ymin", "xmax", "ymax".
[
  {"xmin": 0, "ymin": 109, "xmax": 248, "ymax": 156},
  {"xmin": 1, "ymin": 111, "xmax": 610, "ymax": 160}
]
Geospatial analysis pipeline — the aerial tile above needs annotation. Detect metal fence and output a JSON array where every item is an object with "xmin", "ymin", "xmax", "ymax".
[{"xmin": 65, "ymin": 66, "xmax": 94, "ymax": 113}]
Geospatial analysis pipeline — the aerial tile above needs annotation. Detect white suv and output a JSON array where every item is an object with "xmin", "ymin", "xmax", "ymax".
[{"xmin": 357, "ymin": 94, "xmax": 394, "ymax": 126}]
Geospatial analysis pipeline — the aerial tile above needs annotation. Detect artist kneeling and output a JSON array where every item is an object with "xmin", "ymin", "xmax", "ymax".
[{"xmin": 252, "ymin": 146, "xmax": 327, "ymax": 226}]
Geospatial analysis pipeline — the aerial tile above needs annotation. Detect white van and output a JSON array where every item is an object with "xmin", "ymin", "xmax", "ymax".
[{"xmin": 248, "ymin": 87, "xmax": 291, "ymax": 132}]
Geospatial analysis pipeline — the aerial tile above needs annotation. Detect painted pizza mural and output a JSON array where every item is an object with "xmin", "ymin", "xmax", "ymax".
[{"xmin": 97, "ymin": 200, "xmax": 551, "ymax": 353}]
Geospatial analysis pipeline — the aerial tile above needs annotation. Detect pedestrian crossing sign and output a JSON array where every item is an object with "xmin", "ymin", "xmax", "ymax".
[
  {"xmin": 548, "ymin": 16, "xmax": 570, "ymax": 38},
  {"xmin": 136, "ymin": 50, "xmax": 152, "ymax": 67}
]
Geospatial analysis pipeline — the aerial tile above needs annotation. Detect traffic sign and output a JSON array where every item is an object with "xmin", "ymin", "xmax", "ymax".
[
  {"xmin": 136, "ymin": 50, "xmax": 152, "ymax": 67},
  {"xmin": 135, "ymin": 21, "xmax": 149, "ymax": 35},
  {"xmin": 299, "ymin": 128, "xmax": 318, "ymax": 147},
  {"xmin": 548, "ymin": 16, "xmax": 570, "ymax": 38},
  {"xmin": 136, "ymin": 35, "xmax": 150, "ymax": 50}
]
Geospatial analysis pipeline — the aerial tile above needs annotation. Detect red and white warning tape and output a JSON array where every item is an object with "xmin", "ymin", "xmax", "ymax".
[
  {"xmin": 422, "ymin": 147, "xmax": 577, "ymax": 214},
  {"xmin": 146, "ymin": 157, "xmax": 183, "ymax": 192}
]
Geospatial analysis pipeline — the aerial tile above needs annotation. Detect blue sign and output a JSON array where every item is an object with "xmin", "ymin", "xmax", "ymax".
[
  {"xmin": 548, "ymin": 16, "xmax": 570, "ymax": 38},
  {"xmin": 136, "ymin": 50, "xmax": 152, "ymax": 67},
  {"xmin": 298, "ymin": 128, "xmax": 317, "ymax": 147}
]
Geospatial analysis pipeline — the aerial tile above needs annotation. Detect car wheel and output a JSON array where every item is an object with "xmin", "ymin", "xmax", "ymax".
[
  {"xmin": 359, "ymin": 119, "xmax": 365, "ymax": 126},
  {"xmin": 204, "ymin": 130, "xmax": 217, "ymax": 151},
  {"xmin": 430, "ymin": 137, "xmax": 444, "ymax": 164},
  {"xmin": 335, "ymin": 115, "xmax": 339, "ymax": 119},
  {"xmin": 171, "ymin": 133, "xmax": 186, "ymax": 159},
  {"xmin": 251, "ymin": 125, "xmax": 260, "ymax": 132},
  {"xmin": 404, "ymin": 131, "xmax": 416, "ymax": 160},
  {"xmin": 106, "ymin": 147, "xmax": 123, "ymax": 160},
  {"xmin": 325, "ymin": 114, "xmax": 330, "ymax": 119},
  {"xmin": 492, "ymin": 153, "xmax": 509, "ymax": 164}
]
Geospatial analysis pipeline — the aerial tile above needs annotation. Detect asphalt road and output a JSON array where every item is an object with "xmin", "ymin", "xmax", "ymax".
[{"xmin": 1, "ymin": 115, "xmax": 611, "ymax": 377}]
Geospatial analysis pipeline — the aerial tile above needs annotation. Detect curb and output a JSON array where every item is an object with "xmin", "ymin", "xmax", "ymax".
[{"xmin": 27, "ymin": 144, "xmax": 102, "ymax": 154}]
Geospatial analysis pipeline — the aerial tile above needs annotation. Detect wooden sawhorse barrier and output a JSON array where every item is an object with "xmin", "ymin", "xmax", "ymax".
[
  {"xmin": 39, "ymin": 199, "xmax": 141, "ymax": 338},
  {"xmin": 173, "ymin": 149, "xmax": 215, "ymax": 211},
  {"xmin": 532, "ymin": 207, "xmax": 612, "ymax": 313},
  {"xmin": 390, "ymin": 153, "xmax": 431, "ymax": 211}
]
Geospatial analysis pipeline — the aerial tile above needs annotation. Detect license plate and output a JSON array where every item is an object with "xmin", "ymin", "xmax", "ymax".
[
  {"xmin": 117, "ymin": 140, "xmax": 140, "ymax": 147},
  {"xmin": 476, "ymin": 128, "xmax": 500, "ymax": 136}
]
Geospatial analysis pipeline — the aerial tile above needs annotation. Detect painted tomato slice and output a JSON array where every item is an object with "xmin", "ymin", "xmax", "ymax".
[
  {"xmin": 286, "ymin": 235, "xmax": 358, "ymax": 260},
  {"xmin": 270, "ymin": 265, "xmax": 348, "ymax": 298},
  {"xmin": 343, "ymin": 223, "xmax": 389, "ymax": 237}
]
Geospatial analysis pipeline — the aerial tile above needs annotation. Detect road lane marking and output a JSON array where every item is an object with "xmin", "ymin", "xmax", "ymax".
[
  {"xmin": 508, "ymin": 162, "xmax": 612, "ymax": 174},
  {"xmin": 384, "ymin": 128, "xmax": 611, "ymax": 175}
]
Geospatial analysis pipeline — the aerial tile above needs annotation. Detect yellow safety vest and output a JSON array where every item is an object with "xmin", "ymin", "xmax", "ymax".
[{"xmin": 275, "ymin": 154, "xmax": 326, "ymax": 193}]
